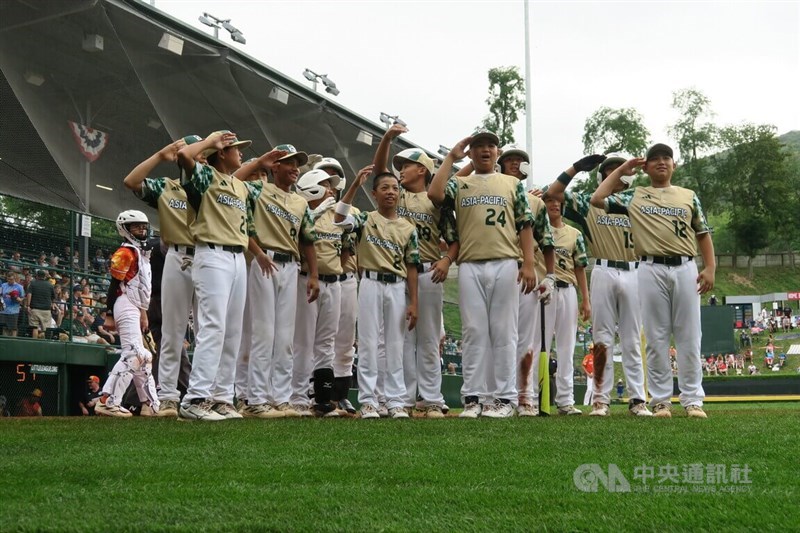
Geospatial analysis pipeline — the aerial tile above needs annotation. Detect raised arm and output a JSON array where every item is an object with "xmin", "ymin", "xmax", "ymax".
[
  {"xmin": 590, "ymin": 157, "xmax": 644, "ymax": 208},
  {"xmin": 177, "ymin": 131, "xmax": 231, "ymax": 174},
  {"xmin": 547, "ymin": 154, "xmax": 606, "ymax": 201},
  {"xmin": 429, "ymin": 137, "xmax": 470, "ymax": 206},
  {"xmin": 123, "ymin": 139, "xmax": 186, "ymax": 191},
  {"xmin": 334, "ymin": 165, "xmax": 374, "ymax": 224},
  {"xmin": 374, "ymin": 124, "xmax": 407, "ymax": 174},
  {"xmin": 233, "ymin": 148, "xmax": 289, "ymax": 181}
]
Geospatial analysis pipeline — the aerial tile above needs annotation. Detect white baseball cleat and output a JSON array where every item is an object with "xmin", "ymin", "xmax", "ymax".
[
  {"xmin": 628, "ymin": 402, "xmax": 653, "ymax": 417},
  {"xmin": 652, "ymin": 402, "xmax": 672, "ymax": 418},
  {"xmin": 685, "ymin": 405, "xmax": 708, "ymax": 419},
  {"xmin": 589, "ymin": 402, "xmax": 610, "ymax": 417},
  {"xmin": 359, "ymin": 404, "xmax": 380, "ymax": 419},
  {"xmin": 516, "ymin": 403, "xmax": 539, "ymax": 417},
  {"xmin": 211, "ymin": 402, "xmax": 243, "ymax": 419},
  {"xmin": 96, "ymin": 402, "xmax": 132, "ymax": 418},
  {"xmin": 459, "ymin": 401, "xmax": 482, "ymax": 419},
  {"xmin": 482, "ymin": 400, "xmax": 514, "ymax": 418},
  {"xmin": 179, "ymin": 399, "xmax": 225, "ymax": 421},
  {"xmin": 157, "ymin": 399, "xmax": 179, "ymax": 418},
  {"xmin": 388, "ymin": 407, "xmax": 409, "ymax": 419},
  {"xmin": 242, "ymin": 403, "xmax": 285, "ymax": 419},
  {"xmin": 557, "ymin": 405, "xmax": 583, "ymax": 416}
]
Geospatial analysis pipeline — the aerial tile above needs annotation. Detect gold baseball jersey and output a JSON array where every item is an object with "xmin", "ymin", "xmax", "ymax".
[
  {"xmin": 397, "ymin": 189, "xmax": 441, "ymax": 263},
  {"xmin": 518, "ymin": 192, "xmax": 554, "ymax": 281},
  {"xmin": 552, "ymin": 224, "xmax": 588, "ymax": 286},
  {"xmin": 342, "ymin": 206, "xmax": 360, "ymax": 273},
  {"xmin": 183, "ymin": 163, "xmax": 251, "ymax": 247},
  {"xmin": 350, "ymin": 211, "xmax": 420, "ymax": 278},
  {"xmin": 138, "ymin": 177, "xmax": 194, "ymax": 246},
  {"xmin": 302, "ymin": 209, "xmax": 346, "ymax": 276},
  {"xmin": 248, "ymin": 181, "xmax": 316, "ymax": 260},
  {"xmin": 554, "ymin": 189, "xmax": 636, "ymax": 262},
  {"xmin": 442, "ymin": 173, "xmax": 533, "ymax": 263},
  {"xmin": 607, "ymin": 186, "xmax": 709, "ymax": 258}
]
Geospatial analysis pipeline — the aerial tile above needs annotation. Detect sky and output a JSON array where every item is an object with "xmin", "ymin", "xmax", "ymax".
[{"xmin": 156, "ymin": 0, "xmax": 800, "ymax": 187}]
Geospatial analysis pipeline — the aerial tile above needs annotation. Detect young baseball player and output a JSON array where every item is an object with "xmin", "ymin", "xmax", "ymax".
[
  {"xmin": 591, "ymin": 143, "xmax": 716, "ymax": 419},
  {"xmin": 320, "ymin": 161, "xmax": 359, "ymax": 414},
  {"xmin": 291, "ymin": 168, "xmax": 344, "ymax": 417},
  {"xmin": 176, "ymin": 130, "xmax": 265, "ymax": 421},
  {"xmin": 542, "ymin": 194, "xmax": 590, "ymax": 415},
  {"xmin": 96, "ymin": 210, "xmax": 159, "ymax": 417},
  {"xmin": 429, "ymin": 131, "xmax": 537, "ymax": 418},
  {"xmin": 123, "ymin": 135, "xmax": 203, "ymax": 418},
  {"xmin": 374, "ymin": 125, "xmax": 457, "ymax": 418},
  {"xmin": 234, "ymin": 144, "xmax": 318, "ymax": 419},
  {"xmin": 544, "ymin": 154, "xmax": 652, "ymax": 417},
  {"xmin": 334, "ymin": 167, "xmax": 420, "ymax": 419}
]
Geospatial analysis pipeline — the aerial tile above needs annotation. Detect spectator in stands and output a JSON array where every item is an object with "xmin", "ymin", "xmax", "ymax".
[
  {"xmin": 717, "ymin": 358, "xmax": 728, "ymax": 376},
  {"xmin": 782, "ymin": 315, "xmax": 791, "ymax": 333},
  {"xmin": 25, "ymin": 270, "xmax": 55, "ymax": 339},
  {"xmin": 36, "ymin": 253, "xmax": 48, "ymax": 267},
  {"xmin": 779, "ymin": 353, "xmax": 786, "ymax": 367},
  {"xmin": 47, "ymin": 255, "xmax": 59, "ymax": 268},
  {"xmin": 92, "ymin": 249, "xmax": 108, "ymax": 273},
  {"xmin": 91, "ymin": 309, "xmax": 117, "ymax": 345},
  {"xmin": 8, "ymin": 251, "xmax": 22, "ymax": 273},
  {"xmin": 1, "ymin": 272, "xmax": 25, "ymax": 337},
  {"xmin": 80, "ymin": 285, "xmax": 95, "ymax": 309},
  {"xmin": 62, "ymin": 306, "xmax": 108, "ymax": 345},
  {"xmin": 764, "ymin": 348, "xmax": 774, "ymax": 368},
  {"xmin": 447, "ymin": 362, "xmax": 457, "ymax": 375},
  {"xmin": 52, "ymin": 286, "xmax": 67, "ymax": 327},
  {"xmin": 79, "ymin": 375, "xmax": 103, "ymax": 416},
  {"xmin": 744, "ymin": 349, "xmax": 753, "ymax": 364}
]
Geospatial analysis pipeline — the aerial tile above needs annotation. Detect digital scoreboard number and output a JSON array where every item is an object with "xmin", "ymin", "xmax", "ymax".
[{"xmin": 0, "ymin": 362, "xmax": 59, "ymax": 417}]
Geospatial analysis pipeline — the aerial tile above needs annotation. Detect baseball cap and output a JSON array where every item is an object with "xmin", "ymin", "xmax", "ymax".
[
  {"xmin": 201, "ymin": 130, "xmax": 252, "ymax": 158},
  {"xmin": 273, "ymin": 144, "xmax": 309, "ymax": 166},
  {"xmin": 469, "ymin": 129, "xmax": 500, "ymax": 147},
  {"xmin": 314, "ymin": 157, "xmax": 344, "ymax": 177},
  {"xmin": 392, "ymin": 149, "xmax": 435, "ymax": 177},
  {"xmin": 32, "ymin": 388, "xmax": 42, "ymax": 398},
  {"xmin": 498, "ymin": 144, "xmax": 529, "ymax": 164},
  {"xmin": 183, "ymin": 134, "xmax": 202, "ymax": 145},
  {"xmin": 87, "ymin": 375, "xmax": 100, "ymax": 384},
  {"xmin": 645, "ymin": 143, "xmax": 673, "ymax": 161}
]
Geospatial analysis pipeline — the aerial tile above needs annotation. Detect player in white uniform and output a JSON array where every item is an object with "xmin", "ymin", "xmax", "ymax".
[
  {"xmin": 176, "ymin": 131, "xmax": 263, "ymax": 421},
  {"xmin": 292, "ymin": 168, "xmax": 345, "ymax": 417},
  {"xmin": 123, "ymin": 135, "xmax": 203, "ymax": 418},
  {"xmin": 374, "ymin": 125, "xmax": 457, "ymax": 418},
  {"xmin": 429, "ymin": 131, "xmax": 537, "ymax": 418},
  {"xmin": 235, "ymin": 145, "xmax": 318, "ymax": 419},
  {"xmin": 335, "ymin": 167, "xmax": 420, "ymax": 419},
  {"xmin": 542, "ymin": 194, "xmax": 590, "ymax": 414},
  {"xmin": 96, "ymin": 211, "xmax": 159, "ymax": 417},
  {"xmin": 591, "ymin": 143, "xmax": 716, "ymax": 419},
  {"xmin": 544, "ymin": 155, "xmax": 651, "ymax": 417}
]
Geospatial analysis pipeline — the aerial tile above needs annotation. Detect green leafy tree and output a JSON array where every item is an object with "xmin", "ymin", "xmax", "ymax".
[
  {"xmin": 713, "ymin": 124, "xmax": 792, "ymax": 277},
  {"xmin": 481, "ymin": 66, "xmax": 525, "ymax": 146},
  {"xmin": 668, "ymin": 88, "xmax": 720, "ymax": 212},
  {"xmin": 0, "ymin": 195, "xmax": 71, "ymax": 232}
]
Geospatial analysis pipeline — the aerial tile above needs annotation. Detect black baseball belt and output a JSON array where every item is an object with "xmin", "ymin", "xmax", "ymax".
[{"xmin": 641, "ymin": 255, "xmax": 693, "ymax": 266}]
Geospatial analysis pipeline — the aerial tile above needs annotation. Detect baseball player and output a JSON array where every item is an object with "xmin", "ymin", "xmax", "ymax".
[
  {"xmin": 123, "ymin": 135, "xmax": 203, "ymax": 418},
  {"xmin": 590, "ymin": 143, "xmax": 716, "ymax": 419},
  {"xmin": 175, "ymin": 130, "xmax": 262, "ymax": 421},
  {"xmin": 334, "ymin": 167, "xmax": 420, "ymax": 419},
  {"xmin": 582, "ymin": 344, "xmax": 595, "ymax": 405},
  {"xmin": 234, "ymin": 145, "xmax": 318, "ymax": 419},
  {"xmin": 429, "ymin": 131, "xmax": 537, "ymax": 419},
  {"xmin": 542, "ymin": 194, "xmax": 590, "ymax": 414},
  {"xmin": 321, "ymin": 162, "xmax": 360, "ymax": 414},
  {"xmin": 291, "ymin": 168, "xmax": 344, "ymax": 417},
  {"xmin": 374, "ymin": 125, "xmax": 457, "ymax": 418},
  {"xmin": 543, "ymin": 154, "xmax": 652, "ymax": 417},
  {"xmin": 96, "ymin": 210, "xmax": 159, "ymax": 417}
]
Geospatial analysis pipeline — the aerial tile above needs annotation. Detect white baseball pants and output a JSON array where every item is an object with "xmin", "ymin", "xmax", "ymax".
[
  {"xmin": 590, "ymin": 263, "xmax": 646, "ymax": 404},
  {"xmin": 638, "ymin": 260, "xmax": 705, "ymax": 407},
  {"xmin": 459, "ymin": 259, "xmax": 519, "ymax": 404},
  {"xmin": 158, "ymin": 246, "xmax": 194, "ymax": 402},
  {"xmin": 552, "ymin": 285, "xmax": 578, "ymax": 407},
  {"xmin": 234, "ymin": 270, "xmax": 253, "ymax": 403},
  {"xmin": 183, "ymin": 244, "xmax": 246, "ymax": 405},
  {"xmin": 333, "ymin": 273, "xmax": 357, "ymax": 378},
  {"xmin": 402, "ymin": 267, "xmax": 445, "ymax": 408},
  {"xmin": 291, "ymin": 275, "xmax": 341, "ymax": 407},
  {"xmin": 356, "ymin": 277, "xmax": 407, "ymax": 409}
]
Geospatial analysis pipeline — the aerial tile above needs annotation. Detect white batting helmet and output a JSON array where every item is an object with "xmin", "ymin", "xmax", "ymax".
[
  {"xmin": 335, "ymin": 177, "xmax": 346, "ymax": 192},
  {"xmin": 313, "ymin": 157, "xmax": 344, "ymax": 178},
  {"xmin": 297, "ymin": 169, "xmax": 338, "ymax": 201},
  {"xmin": 116, "ymin": 210, "xmax": 149, "ymax": 247}
]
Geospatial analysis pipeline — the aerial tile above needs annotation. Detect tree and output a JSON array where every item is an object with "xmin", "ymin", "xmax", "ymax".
[
  {"xmin": 713, "ymin": 123, "xmax": 792, "ymax": 277},
  {"xmin": 576, "ymin": 107, "xmax": 650, "ymax": 193},
  {"xmin": 668, "ymin": 88, "xmax": 720, "ymax": 212},
  {"xmin": 481, "ymin": 66, "xmax": 525, "ymax": 146}
]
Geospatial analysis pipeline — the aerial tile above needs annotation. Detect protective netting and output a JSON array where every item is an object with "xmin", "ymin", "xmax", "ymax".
[{"xmin": 0, "ymin": 0, "xmax": 432, "ymax": 222}]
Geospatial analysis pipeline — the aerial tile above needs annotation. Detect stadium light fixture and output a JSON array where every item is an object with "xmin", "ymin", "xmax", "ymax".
[
  {"xmin": 356, "ymin": 131, "xmax": 373, "ymax": 146},
  {"xmin": 199, "ymin": 12, "xmax": 246, "ymax": 44},
  {"xmin": 24, "ymin": 70, "xmax": 45, "ymax": 86},
  {"xmin": 158, "ymin": 32, "xmax": 184, "ymax": 55},
  {"xmin": 379, "ymin": 113, "xmax": 406, "ymax": 129},
  {"xmin": 268, "ymin": 87, "xmax": 289, "ymax": 105},
  {"xmin": 303, "ymin": 68, "xmax": 340, "ymax": 96}
]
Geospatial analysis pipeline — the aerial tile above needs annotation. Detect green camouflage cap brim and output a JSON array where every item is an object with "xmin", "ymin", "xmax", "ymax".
[
  {"xmin": 183, "ymin": 135, "xmax": 202, "ymax": 145},
  {"xmin": 201, "ymin": 130, "xmax": 252, "ymax": 157},
  {"xmin": 273, "ymin": 143, "xmax": 309, "ymax": 166},
  {"xmin": 469, "ymin": 129, "xmax": 500, "ymax": 147}
]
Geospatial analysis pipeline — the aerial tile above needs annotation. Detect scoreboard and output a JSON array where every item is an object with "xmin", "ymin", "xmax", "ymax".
[{"xmin": 0, "ymin": 361, "xmax": 60, "ymax": 416}]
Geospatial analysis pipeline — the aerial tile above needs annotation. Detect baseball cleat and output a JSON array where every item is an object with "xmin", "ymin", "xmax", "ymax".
[
  {"xmin": 388, "ymin": 407, "xmax": 409, "ymax": 419},
  {"xmin": 652, "ymin": 402, "xmax": 672, "ymax": 418},
  {"xmin": 557, "ymin": 405, "xmax": 583, "ymax": 416},
  {"xmin": 629, "ymin": 402, "xmax": 653, "ymax": 417},
  {"xmin": 95, "ymin": 402, "xmax": 132, "ymax": 418},
  {"xmin": 242, "ymin": 403, "xmax": 285, "ymax": 419},
  {"xmin": 179, "ymin": 399, "xmax": 225, "ymax": 421},
  {"xmin": 377, "ymin": 403, "xmax": 389, "ymax": 418},
  {"xmin": 589, "ymin": 402, "xmax": 610, "ymax": 417},
  {"xmin": 422, "ymin": 405, "xmax": 445, "ymax": 418},
  {"xmin": 156, "ymin": 399, "xmax": 179, "ymax": 418},
  {"xmin": 211, "ymin": 402, "xmax": 243, "ymax": 419},
  {"xmin": 459, "ymin": 400, "xmax": 482, "ymax": 419},
  {"xmin": 482, "ymin": 400, "xmax": 514, "ymax": 418},
  {"xmin": 140, "ymin": 403, "xmax": 157, "ymax": 417},
  {"xmin": 441, "ymin": 403, "xmax": 450, "ymax": 415},
  {"xmin": 516, "ymin": 403, "xmax": 539, "ymax": 417},
  {"xmin": 359, "ymin": 404, "xmax": 380, "ymax": 419},
  {"xmin": 291, "ymin": 404, "xmax": 314, "ymax": 417},
  {"xmin": 337, "ymin": 399, "xmax": 357, "ymax": 414},
  {"xmin": 685, "ymin": 405, "xmax": 708, "ymax": 419},
  {"xmin": 274, "ymin": 403, "xmax": 301, "ymax": 417}
]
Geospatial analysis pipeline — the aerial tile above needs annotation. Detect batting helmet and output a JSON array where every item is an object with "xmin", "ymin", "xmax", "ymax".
[
  {"xmin": 498, "ymin": 144, "xmax": 530, "ymax": 164},
  {"xmin": 297, "ymin": 169, "xmax": 338, "ymax": 202},
  {"xmin": 335, "ymin": 177, "xmax": 346, "ymax": 192},
  {"xmin": 313, "ymin": 157, "xmax": 344, "ymax": 178},
  {"xmin": 116, "ymin": 210, "xmax": 149, "ymax": 247}
]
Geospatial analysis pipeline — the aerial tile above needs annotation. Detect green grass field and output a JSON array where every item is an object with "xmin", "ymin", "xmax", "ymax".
[{"xmin": 2, "ymin": 403, "xmax": 798, "ymax": 532}]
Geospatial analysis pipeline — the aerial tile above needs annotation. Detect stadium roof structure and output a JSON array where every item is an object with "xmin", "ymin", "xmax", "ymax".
[{"xmin": 0, "ymin": 0, "xmax": 434, "ymax": 224}]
